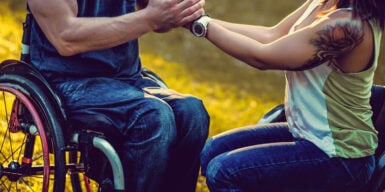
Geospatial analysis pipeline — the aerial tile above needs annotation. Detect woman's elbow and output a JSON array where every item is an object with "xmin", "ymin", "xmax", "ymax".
[{"xmin": 245, "ymin": 58, "xmax": 270, "ymax": 70}]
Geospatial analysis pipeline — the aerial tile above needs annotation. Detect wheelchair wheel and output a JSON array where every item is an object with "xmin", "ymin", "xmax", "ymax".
[{"xmin": 0, "ymin": 74, "xmax": 66, "ymax": 191}]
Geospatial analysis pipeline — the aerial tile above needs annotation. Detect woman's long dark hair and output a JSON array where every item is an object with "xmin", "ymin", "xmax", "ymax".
[{"xmin": 337, "ymin": 0, "xmax": 385, "ymax": 30}]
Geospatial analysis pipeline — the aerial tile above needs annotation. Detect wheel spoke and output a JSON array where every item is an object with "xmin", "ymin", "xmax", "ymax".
[
  {"xmin": 16, "ymin": 135, "xmax": 27, "ymax": 162},
  {"xmin": 0, "ymin": 129, "xmax": 10, "ymax": 161},
  {"xmin": 0, "ymin": 133, "xmax": 26, "ymax": 163},
  {"xmin": 2, "ymin": 93, "xmax": 15, "ymax": 161},
  {"xmin": 0, "ymin": 178, "xmax": 10, "ymax": 191},
  {"xmin": 19, "ymin": 177, "xmax": 37, "ymax": 192},
  {"xmin": 0, "ymin": 93, "xmax": 10, "ymax": 161}
]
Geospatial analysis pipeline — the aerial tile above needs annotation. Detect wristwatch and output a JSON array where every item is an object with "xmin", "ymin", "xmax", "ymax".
[{"xmin": 191, "ymin": 14, "xmax": 212, "ymax": 37}]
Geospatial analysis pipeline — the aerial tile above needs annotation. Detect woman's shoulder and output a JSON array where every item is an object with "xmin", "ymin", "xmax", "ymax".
[
  {"xmin": 314, "ymin": 9, "xmax": 373, "ymax": 73},
  {"xmin": 316, "ymin": 9, "xmax": 364, "ymax": 32}
]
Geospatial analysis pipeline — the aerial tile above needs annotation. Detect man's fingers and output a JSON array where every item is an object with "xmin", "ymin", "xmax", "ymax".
[
  {"xmin": 179, "ymin": 9, "xmax": 204, "ymax": 25},
  {"xmin": 177, "ymin": 0, "xmax": 204, "ymax": 16},
  {"xmin": 175, "ymin": 0, "xmax": 205, "ymax": 25},
  {"xmin": 145, "ymin": 0, "xmax": 205, "ymax": 29}
]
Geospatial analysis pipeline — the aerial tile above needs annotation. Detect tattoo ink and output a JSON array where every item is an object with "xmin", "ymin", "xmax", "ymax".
[{"xmin": 300, "ymin": 20, "xmax": 364, "ymax": 70}]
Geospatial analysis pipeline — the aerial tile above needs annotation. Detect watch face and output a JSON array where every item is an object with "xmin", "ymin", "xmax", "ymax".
[{"xmin": 192, "ymin": 23, "xmax": 205, "ymax": 37}]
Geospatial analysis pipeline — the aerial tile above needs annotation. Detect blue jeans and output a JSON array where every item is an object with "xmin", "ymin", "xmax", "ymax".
[
  {"xmin": 54, "ymin": 76, "xmax": 210, "ymax": 192},
  {"xmin": 201, "ymin": 123, "xmax": 375, "ymax": 192}
]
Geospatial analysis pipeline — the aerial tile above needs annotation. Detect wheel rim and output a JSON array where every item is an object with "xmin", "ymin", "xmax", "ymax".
[{"xmin": 0, "ymin": 86, "xmax": 51, "ymax": 191}]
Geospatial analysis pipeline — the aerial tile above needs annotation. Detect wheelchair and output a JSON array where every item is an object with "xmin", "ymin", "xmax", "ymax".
[
  {"xmin": 257, "ymin": 85, "xmax": 385, "ymax": 192},
  {"xmin": 0, "ymin": 58, "xmax": 169, "ymax": 191}
]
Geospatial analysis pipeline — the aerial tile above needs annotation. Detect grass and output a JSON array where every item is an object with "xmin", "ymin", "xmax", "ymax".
[{"xmin": 0, "ymin": 2, "xmax": 24, "ymax": 61}]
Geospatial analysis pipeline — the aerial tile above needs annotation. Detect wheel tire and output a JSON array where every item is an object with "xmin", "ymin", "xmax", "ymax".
[{"xmin": 0, "ymin": 74, "xmax": 66, "ymax": 191}]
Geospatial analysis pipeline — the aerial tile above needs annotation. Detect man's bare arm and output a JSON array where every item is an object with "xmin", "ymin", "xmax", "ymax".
[{"xmin": 28, "ymin": 0, "xmax": 204, "ymax": 56}]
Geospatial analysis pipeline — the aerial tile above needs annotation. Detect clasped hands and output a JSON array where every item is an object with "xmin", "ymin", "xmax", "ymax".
[{"xmin": 143, "ymin": 0, "xmax": 205, "ymax": 32}]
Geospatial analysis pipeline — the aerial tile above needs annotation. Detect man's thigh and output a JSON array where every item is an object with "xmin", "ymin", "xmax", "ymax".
[{"xmin": 55, "ymin": 77, "xmax": 174, "ymax": 135}]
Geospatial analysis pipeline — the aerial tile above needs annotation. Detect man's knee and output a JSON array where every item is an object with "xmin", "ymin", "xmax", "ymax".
[
  {"xmin": 126, "ymin": 98, "xmax": 177, "ymax": 144},
  {"xmin": 174, "ymin": 96, "xmax": 210, "ymax": 140},
  {"xmin": 179, "ymin": 96, "xmax": 209, "ymax": 119}
]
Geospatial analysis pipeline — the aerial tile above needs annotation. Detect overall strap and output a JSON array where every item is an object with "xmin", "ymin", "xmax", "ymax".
[{"xmin": 21, "ymin": 4, "xmax": 32, "ymax": 63}]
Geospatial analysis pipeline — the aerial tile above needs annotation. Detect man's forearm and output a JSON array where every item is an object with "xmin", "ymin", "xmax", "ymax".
[{"xmin": 54, "ymin": 11, "xmax": 154, "ymax": 56}]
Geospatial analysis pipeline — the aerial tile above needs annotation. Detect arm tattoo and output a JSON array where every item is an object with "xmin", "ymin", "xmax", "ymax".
[{"xmin": 297, "ymin": 21, "xmax": 364, "ymax": 71}]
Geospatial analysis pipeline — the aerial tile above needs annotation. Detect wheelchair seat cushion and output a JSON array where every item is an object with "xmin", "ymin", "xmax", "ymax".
[{"xmin": 70, "ymin": 114, "xmax": 123, "ymax": 143}]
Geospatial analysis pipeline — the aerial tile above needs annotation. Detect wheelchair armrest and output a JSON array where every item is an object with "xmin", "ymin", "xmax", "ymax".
[
  {"xmin": 257, "ymin": 104, "xmax": 286, "ymax": 125},
  {"xmin": 141, "ymin": 68, "xmax": 168, "ymax": 89}
]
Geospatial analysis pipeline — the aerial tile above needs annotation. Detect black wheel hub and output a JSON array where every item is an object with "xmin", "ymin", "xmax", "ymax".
[{"xmin": 7, "ymin": 161, "xmax": 21, "ymax": 182}]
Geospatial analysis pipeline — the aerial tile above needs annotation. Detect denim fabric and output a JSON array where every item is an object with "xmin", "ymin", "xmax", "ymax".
[
  {"xmin": 201, "ymin": 123, "xmax": 375, "ymax": 192},
  {"xmin": 55, "ymin": 76, "xmax": 209, "ymax": 192}
]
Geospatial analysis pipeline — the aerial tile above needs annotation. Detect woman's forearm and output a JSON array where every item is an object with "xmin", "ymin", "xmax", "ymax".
[
  {"xmin": 211, "ymin": 19, "xmax": 278, "ymax": 43},
  {"xmin": 206, "ymin": 22, "xmax": 269, "ymax": 70}
]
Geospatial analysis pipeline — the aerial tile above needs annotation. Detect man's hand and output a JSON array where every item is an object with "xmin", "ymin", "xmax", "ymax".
[{"xmin": 143, "ymin": 0, "xmax": 205, "ymax": 32}]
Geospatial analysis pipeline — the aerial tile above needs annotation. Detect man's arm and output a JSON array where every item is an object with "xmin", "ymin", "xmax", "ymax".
[
  {"xmin": 205, "ymin": 10, "xmax": 371, "ymax": 72},
  {"xmin": 28, "ymin": 0, "xmax": 204, "ymax": 56}
]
